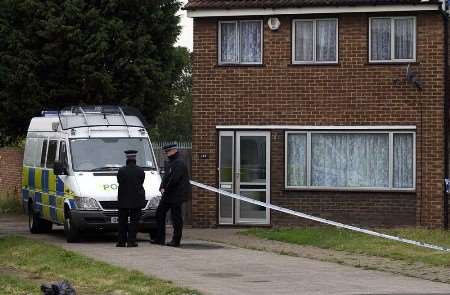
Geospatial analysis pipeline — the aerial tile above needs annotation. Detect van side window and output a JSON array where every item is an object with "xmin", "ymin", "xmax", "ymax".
[
  {"xmin": 59, "ymin": 141, "xmax": 68, "ymax": 167},
  {"xmin": 25, "ymin": 138, "xmax": 43, "ymax": 167},
  {"xmin": 46, "ymin": 140, "xmax": 58, "ymax": 168},
  {"xmin": 40, "ymin": 140, "xmax": 48, "ymax": 167}
]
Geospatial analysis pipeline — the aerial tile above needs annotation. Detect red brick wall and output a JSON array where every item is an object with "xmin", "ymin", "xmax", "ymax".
[
  {"xmin": 192, "ymin": 12, "xmax": 446, "ymax": 228},
  {"xmin": 0, "ymin": 148, "xmax": 24, "ymax": 197}
]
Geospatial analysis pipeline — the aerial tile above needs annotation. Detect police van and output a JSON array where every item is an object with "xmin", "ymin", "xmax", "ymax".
[{"xmin": 22, "ymin": 106, "xmax": 161, "ymax": 242}]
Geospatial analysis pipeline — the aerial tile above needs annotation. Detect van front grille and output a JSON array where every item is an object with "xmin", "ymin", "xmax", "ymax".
[
  {"xmin": 100, "ymin": 201, "xmax": 149, "ymax": 210},
  {"xmin": 100, "ymin": 201, "xmax": 118, "ymax": 210},
  {"xmin": 103, "ymin": 211, "xmax": 118, "ymax": 217}
]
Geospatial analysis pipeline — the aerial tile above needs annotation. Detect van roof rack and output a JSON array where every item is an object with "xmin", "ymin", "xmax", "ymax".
[{"xmin": 58, "ymin": 105, "xmax": 145, "ymax": 131}]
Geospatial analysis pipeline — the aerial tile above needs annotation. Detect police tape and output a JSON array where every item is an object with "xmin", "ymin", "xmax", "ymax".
[{"xmin": 190, "ymin": 180, "xmax": 450, "ymax": 253}]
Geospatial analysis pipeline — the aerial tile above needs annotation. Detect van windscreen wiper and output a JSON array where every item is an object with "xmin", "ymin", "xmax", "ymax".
[
  {"xmin": 89, "ymin": 166, "xmax": 120, "ymax": 172},
  {"xmin": 142, "ymin": 167, "xmax": 158, "ymax": 171}
]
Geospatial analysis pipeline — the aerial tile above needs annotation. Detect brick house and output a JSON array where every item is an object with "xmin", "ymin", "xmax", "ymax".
[{"xmin": 185, "ymin": 0, "xmax": 450, "ymax": 228}]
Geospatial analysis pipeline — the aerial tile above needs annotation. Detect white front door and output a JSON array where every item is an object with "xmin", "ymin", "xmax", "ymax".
[{"xmin": 218, "ymin": 131, "xmax": 270, "ymax": 225}]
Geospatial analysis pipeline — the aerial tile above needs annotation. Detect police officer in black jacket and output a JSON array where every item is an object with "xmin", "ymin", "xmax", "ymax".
[
  {"xmin": 151, "ymin": 144, "xmax": 190, "ymax": 247},
  {"xmin": 116, "ymin": 150, "xmax": 146, "ymax": 247}
]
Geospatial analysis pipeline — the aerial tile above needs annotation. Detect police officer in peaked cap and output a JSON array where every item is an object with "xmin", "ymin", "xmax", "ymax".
[
  {"xmin": 116, "ymin": 150, "xmax": 146, "ymax": 247},
  {"xmin": 151, "ymin": 143, "xmax": 190, "ymax": 247}
]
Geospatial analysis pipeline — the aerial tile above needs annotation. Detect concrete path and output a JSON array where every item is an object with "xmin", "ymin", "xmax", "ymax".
[{"xmin": 1, "ymin": 215, "xmax": 450, "ymax": 295}]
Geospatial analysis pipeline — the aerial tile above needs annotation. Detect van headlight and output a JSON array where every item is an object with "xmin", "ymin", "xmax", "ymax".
[
  {"xmin": 147, "ymin": 196, "xmax": 161, "ymax": 209},
  {"xmin": 75, "ymin": 197, "xmax": 100, "ymax": 210}
]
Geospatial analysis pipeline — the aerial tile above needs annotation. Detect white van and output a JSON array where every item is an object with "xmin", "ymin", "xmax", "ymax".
[{"xmin": 22, "ymin": 106, "xmax": 161, "ymax": 242}]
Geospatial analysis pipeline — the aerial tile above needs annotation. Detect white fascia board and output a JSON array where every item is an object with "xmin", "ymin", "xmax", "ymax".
[
  {"xmin": 216, "ymin": 125, "xmax": 417, "ymax": 130},
  {"xmin": 187, "ymin": 5, "xmax": 439, "ymax": 18}
]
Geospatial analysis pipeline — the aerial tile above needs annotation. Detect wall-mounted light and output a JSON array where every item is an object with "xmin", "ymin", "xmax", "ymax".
[
  {"xmin": 268, "ymin": 17, "xmax": 280, "ymax": 31},
  {"xmin": 405, "ymin": 64, "xmax": 423, "ymax": 91}
]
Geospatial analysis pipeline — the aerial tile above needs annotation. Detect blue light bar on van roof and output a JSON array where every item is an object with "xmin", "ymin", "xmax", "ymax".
[{"xmin": 41, "ymin": 110, "xmax": 59, "ymax": 117}]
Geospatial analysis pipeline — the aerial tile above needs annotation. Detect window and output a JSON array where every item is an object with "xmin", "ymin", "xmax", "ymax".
[
  {"xmin": 40, "ymin": 140, "xmax": 48, "ymax": 167},
  {"xmin": 70, "ymin": 138, "xmax": 156, "ymax": 171},
  {"xmin": 292, "ymin": 19, "xmax": 338, "ymax": 64},
  {"xmin": 24, "ymin": 138, "xmax": 43, "ymax": 167},
  {"xmin": 285, "ymin": 130, "xmax": 415, "ymax": 190},
  {"xmin": 59, "ymin": 141, "xmax": 68, "ymax": 167},
  {"xmin": 218, "ymin": 20, "xmax": 263, "ymax": 65},
  {"xmin": 369, "ymin": 17, "xmax": 416, "ymax": 62},
  {"xmin": 46, "ymin": 140, "xmax": 58, "ymax": 168}
]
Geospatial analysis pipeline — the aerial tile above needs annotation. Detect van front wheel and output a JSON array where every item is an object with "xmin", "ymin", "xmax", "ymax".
[
  {"xmin": 64, "ymin": 213, "xmax": 80, "ymax": 243},
  {"xmin": 28, "ymin": 206, "xmax": 53, "ymax": 234}
]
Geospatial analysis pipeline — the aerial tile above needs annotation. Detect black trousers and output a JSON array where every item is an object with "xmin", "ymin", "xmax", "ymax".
[
  {"xmin": 155, "ymin": 201, "xmax": 183, "ymax": 244},
  {"xmin": 118, "ymin": 208, "xmax": 141, "ymax": 244}
]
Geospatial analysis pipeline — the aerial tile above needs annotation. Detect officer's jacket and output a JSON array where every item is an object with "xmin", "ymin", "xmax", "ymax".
[
  {"xmin": 117, "ymin": 163, "xmax": 146, "ymax": 209},
  {"xmin": 160, "ymin": 153, "xmax": 190, "ymax": 204}
]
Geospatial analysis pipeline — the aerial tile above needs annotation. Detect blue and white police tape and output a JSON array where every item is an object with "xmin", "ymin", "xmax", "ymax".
[{"xmin": 190, "ymin": 180, "xmax": 450, "ymax": 253}]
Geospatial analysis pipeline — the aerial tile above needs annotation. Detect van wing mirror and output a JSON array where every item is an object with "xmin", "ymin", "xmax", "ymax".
[{"xmin": 54, "ymin": 161, "xmax": 68, "ymax": 175}]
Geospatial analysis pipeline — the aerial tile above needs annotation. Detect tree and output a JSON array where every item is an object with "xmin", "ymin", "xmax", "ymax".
[
  {"xmin": 150, "ymin": 47, "xmax": 191, "ymax": 142},
  {"xmin": 0, "ymin": 0, "xmax": 185, "ymax": 146}
]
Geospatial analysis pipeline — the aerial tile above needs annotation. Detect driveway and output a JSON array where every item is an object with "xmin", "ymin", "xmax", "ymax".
[{"xmin": 1, "ymin": 215, "xmax": 450, "ymax": 295}]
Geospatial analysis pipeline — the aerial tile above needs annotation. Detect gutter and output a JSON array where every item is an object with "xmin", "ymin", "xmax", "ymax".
[{"xmin": 186, "ymin": 4, "xmax": 440, "ymax": 18}]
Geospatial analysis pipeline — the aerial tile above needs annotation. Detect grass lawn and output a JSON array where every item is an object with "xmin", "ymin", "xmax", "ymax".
[
  {"xmin": 0, "ymin": 236, "xmax": 199, "ymax": 295},
  {"xmin": 242, "ymin": 227, "xmax": 450, "ymax": 267},
  {"xmin": 0, "ymin": 274, "xmax": 40, "ymax": 295}
]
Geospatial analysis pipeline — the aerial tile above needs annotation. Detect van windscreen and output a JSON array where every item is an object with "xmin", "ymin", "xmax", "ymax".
[{"xmin": 70, "ymin": 138, "xmax": 156, "ymax": 171}]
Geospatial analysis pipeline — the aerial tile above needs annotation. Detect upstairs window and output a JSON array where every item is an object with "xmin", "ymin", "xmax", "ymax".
[
  {"xmin": 218, "ymin": 20, "xmax": 263, "ymax": 65},
  {"xmin": 292, "ymin": 19, "xmax": 338, "ymax": 64},
  {"xmin": 369, "ymin": 17, "xmax": 416, "ymax": 62}
]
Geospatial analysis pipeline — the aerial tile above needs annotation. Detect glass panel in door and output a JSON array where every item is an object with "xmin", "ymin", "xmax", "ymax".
[
  {"xmin": 236, "ymin": 132, "xmax": 270, "ymax": 224},
  {"xmin": 219, "ymin": 132, "xmax": 234, "ymax": 224}
]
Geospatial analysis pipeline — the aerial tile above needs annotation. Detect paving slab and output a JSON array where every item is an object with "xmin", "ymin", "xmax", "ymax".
[{"xmin": 1, "ymin": 215, "xmax": 450, "ymax": 295}]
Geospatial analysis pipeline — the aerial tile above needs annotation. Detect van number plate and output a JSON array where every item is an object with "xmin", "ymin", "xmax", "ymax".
[{"xmin": 111, "ymin": 217, "xmax": 131, "ymax": 223}]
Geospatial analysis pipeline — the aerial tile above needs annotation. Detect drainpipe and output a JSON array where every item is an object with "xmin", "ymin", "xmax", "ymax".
[{"xmin": 441, "ymin": 4, "xmax": 449, "ymax": 230}]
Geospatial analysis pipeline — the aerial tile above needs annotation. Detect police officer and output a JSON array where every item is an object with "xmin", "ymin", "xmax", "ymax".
[
  {"xmin": 151, "ymin": 144, "xmax": 190, "ymax": 247},
  {"xmin": 116, "ymin": 150, "xmax": 146, "ymax": 247}
]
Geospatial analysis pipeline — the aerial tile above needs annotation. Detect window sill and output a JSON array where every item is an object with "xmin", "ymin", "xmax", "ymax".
[
  {"xmin": 216, "ymin": 64, "xmax": 265, "ymax": 68},
  {"xmin": 288, "ymin": 63, "xmax": 339, "ymax": 67},
  {"xmin": 368, "ymin": 61, "xmax": 418, "ymax": 66},
  {"xmin": 284, "ymin": 187, "xmax": 416, "ymax": 193}
]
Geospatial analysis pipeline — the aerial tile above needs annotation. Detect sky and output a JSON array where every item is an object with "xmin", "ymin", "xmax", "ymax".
[{"xmin": 175, "ymin": 0, "xmax": 193, "ymax": 51}]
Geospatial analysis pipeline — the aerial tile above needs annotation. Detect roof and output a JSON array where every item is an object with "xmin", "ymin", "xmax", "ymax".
[
  {"xmin": 184, "ymin": 0, "xmax": 442, "ymax": 10},
  {"xmin": 28, "ymin": 117, "xmax": 60, "ymax": 132}
]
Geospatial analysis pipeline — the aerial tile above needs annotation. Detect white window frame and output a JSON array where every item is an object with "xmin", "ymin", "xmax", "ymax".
[
  {"xmin": 369, "ymin": 16, "xmax": 416, "ymax": 63},
  {"xmin": 285, "ymin": 130, "xmax": 416, "ymax": 191},
  {"xmin": 218, "ymin": 20, "xmax": 263, "ymax": 65},
  {"xmin": 292, "ymin": 18, "xmax": 339, "ymax": 64}
]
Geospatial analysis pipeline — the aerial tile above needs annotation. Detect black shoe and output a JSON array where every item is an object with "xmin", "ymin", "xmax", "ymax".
[
  {"xmin": 116, "ymin": 243, "xmax": 126, "ymax": 247},
  {"xmin": 127, "ymin": 242, "xmax": 138, "ymax": 247},
  {"xmin": 150, "ymin": 239, "xmax": 165, "ymax": 245},
  {"xmin": 166, "ymin": 241, "xmax": 180, "ymax": 247}
]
